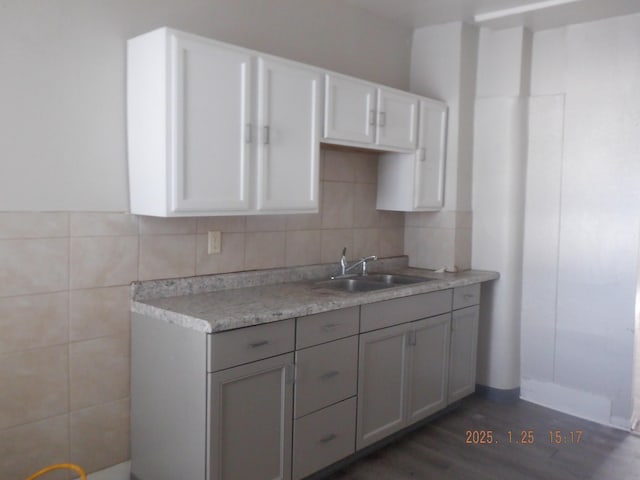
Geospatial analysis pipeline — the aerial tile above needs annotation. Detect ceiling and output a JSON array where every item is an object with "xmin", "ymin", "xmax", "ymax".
[{"xmin": 342, "ymin": 0, "xmax": 640, "ymax": 31}]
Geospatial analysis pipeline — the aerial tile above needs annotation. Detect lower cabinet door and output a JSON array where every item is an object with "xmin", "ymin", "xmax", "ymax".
[
  {"xmin": 448, "ymin": 306, "xmax": 480, "ymax": 403},
  {"xmin": 356, "ymin": 323, "xmax": 410, "ymax": 450},
  {"xmin": 407, "ymin": 314, "xmax": 451, "ymax": 424},
  {"xmin": 292, "ymin": 397, "xmax": 356, "ymax": 480},
  {"xmin": 209, "ymin": 353, "xmax": 294, "ymax": 480}
]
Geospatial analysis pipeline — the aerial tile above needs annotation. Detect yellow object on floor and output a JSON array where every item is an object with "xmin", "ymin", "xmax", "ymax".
[{"xmin": 26, "ymin": 463, "xmax": 87, "ymax": 480}]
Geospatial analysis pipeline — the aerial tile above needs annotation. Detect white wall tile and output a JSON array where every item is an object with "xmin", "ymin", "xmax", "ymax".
[
  {"xmin": 70, "ymin": 236, "xmax": 138, "ymax": 289},
  {"xmin": 0, "ymin": 238, "xmax": 69, "ymax": 297}
]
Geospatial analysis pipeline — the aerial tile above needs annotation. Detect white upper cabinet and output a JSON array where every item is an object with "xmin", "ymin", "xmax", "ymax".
[
  {"xmin": 323, "ymin": 73, "xmax": 418, "ymax": 152},
  {"xmin": 324, "ymin": 75, "xmax": 377, "ymax": 145},
  {"xmin": 376, "ymin": 98, "xmax": 447, "ymax": 211},
  {"xmin": 127, "ymin": 28, "xmax": 320, "ymax": 217},
  {"xmin": 171, "ymin": 35, "xmax": 252, "ymax": 213},
  {"xmin": 256, "ymin": 58, "xmax": 320, "ymax": 213},
  {"xmin": 375, "ymin": 88, "xmax": 419, "ymax": 151}
]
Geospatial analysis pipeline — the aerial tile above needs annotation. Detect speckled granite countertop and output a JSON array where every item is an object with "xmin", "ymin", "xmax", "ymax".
[{"xmin": 131, "ymin": 257, "xmax": 499, "ymax": 333}]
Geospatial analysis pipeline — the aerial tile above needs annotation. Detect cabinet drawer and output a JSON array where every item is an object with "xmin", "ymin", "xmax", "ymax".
[
  {"xmin": 208, "ymin": 319, "xmax": 295, "ymax": 372},
  {"xmin": 453, "ymin": 284, "xmax": 481, "ymax": 310},
  {"xmin": 360, "ymin": 290, "xmax": 452, "ymax": 333},
  {"xmin": 296, "ymin": 307, "xmax": 359, "ymax": 349},
  {"xmin": 293, "ymin": 397, "xmax": 356, "ymax": 480},
  {"xmin": 294, "ymin": 336, "xmax": 358, "ymax": 418}
]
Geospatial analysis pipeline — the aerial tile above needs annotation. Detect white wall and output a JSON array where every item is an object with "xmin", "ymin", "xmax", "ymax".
[
  {"xmin": 0, "ymin": 0, "xmax": 412, "ymax": 212},
  {"xmin": 521, "ymin": 14, "xmax": 640, "ymax": 427},
  {"xmin": 472, "ymin": 26, "xmax": 531, "ymax": 391}
]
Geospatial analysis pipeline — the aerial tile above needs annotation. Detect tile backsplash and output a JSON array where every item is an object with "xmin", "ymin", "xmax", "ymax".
[{"xmin": 0, "ymin": 148, "xmax": 404, "ymax": 479}]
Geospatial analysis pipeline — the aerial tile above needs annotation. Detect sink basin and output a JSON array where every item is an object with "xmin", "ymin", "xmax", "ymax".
[
  {"xmin": 314, "ymin": 278, "xmax": 390, "ymax": 293},
  {"xmin": 314, "ymin": 273, "xmax": 433, "ymax": 293},
  {"xmin": 363, "ymin": 273, "xmax": 432, "ymax": 285}
]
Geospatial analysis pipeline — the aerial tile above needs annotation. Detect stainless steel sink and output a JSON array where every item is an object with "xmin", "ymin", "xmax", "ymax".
[
  {"xmin": 363, "ymin": 273, "xmax": 432, "ymax": 285},
  {"xmin": 313, "ymin": 273, "xmax": 433, "ymax": 293},
  {"xmin": 314, "ymin": 278, "xmax": 390, "ymax": 293}
]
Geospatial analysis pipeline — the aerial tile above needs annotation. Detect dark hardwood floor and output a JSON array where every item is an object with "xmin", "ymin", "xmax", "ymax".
[{"xmin": 325, "ymin": 395, "xmax": 640, "ymax": 480}]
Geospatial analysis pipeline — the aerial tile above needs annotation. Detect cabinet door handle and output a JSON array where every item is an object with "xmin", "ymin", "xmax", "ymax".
[
  {"xmin": 263, "ymin": 126, "xmax": 270, "ymax": 144},
  {"xmin": 464, "ymin": 294, "xmax": 475, "ymax": 300},
  {"xmin": 369, "ymin": 110, "xmax": 376, "ymax": 126},
  {"xmin": 319, "ymin": 433, "xmax": 337, "ymax": 444},
  {"xmin": 245, "ymin": 123, "xmax": 252, "ymax": 143},
  {"xmin": 321, "ymin": 323, "xmax": 338, "ymax": 332},
  {"xmin": 320, "ymin": 370, "xmax": 340, "ymax": 380},
  {"xmin": 406, "ymin": 331, "xmax": 417, "ymax": 346},
  {"xmin": 249, "ymin": 340, "xmax": 269, "ymax": 348},
  {"xmin": 418, "ymin": 147, "xmax": 426, "ymax": 162},
  {"xmin": 378, "ymin": 111, "xmax": 386, "ymax": 127}
]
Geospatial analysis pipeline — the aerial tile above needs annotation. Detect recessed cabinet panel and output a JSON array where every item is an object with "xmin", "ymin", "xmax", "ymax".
[
  {"xmin": 209, "ymin": 318, "xmax": 295, "ymax": 372},
  {"xmin": 324, "ymin": 74, "xmax": 376, "ymax": 144},
  {"xmin": 407, "ymin": 314, "xmax": 450, "ymax": 423},
  {"xmin": 209, "ymin": 353, "xmax": 293, "ymax": 480},
  {"xmin": 414, "ymin": 99, "xmax": 447, "ymax": 210},
  {"xmin": 171, "ymin": 35, "xmax": 252, "ymax": 213},
  {"xmin": 256, "ymin": 58, "xmax": 321, "ymax": 212},
  {"xmin": 356, "ymin": 323, "xmax": 409, "ymax": 449},
  {"xmin": 453, "ymin": 283, "xmax": 481, "ymax": 310},
  {"xmin": 292, "ymin": 398, "xmax": 356, "ymax": 480},
  {"xmin": 360, "ymin": 289, "xmax": 452, "ymax": 333},
  {"xmin": 295, "ymin": 306, "xmax": 359, "ymax": 349},
  {"xmin": 294, "ymin": 336, "xmax": 358, "ymax": 418},
  {"xmin": 376, "ymin": 89, "xmax": 418, "ymax": 151},
  {"xmin": 448, "ymin": 305, "xmax": 480, "ymax": 403},
  {"xmin": 376, "ymin": 98, "xmax": 447, "ymax": 212}
]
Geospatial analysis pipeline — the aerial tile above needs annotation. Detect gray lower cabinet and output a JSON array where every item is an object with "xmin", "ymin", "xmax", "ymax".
[
  {"xmin": 448, "ymin": 283, "xmax": 481, "ymax": 403},
  {"xmin": 357, "ymin": 322, "xmax": 410, "ymax": 448},
  {"xmin": 293, "ymin": 397, "xmax": 356, "ymax": 479},
  {"xmin": 292, "ymin": 308, "xmax": 359, "ymax": 479},
  {"xmin": 407, "ymin": 314, "xmax": 451, "ymax": 424},
  {"xmin": 356, "ymin": 313, "xmax": 451, "ymax": 450},
  {"xmin": 209, "ymin": 353, "xmax": 294, "ymax": 480},
  {"xmin": 448, "ymin": 305, "xmax": 480, "ymax": 403},
  {"xmin": 131, "ymin": 284, "xmax": 483, "ymax": 480}
]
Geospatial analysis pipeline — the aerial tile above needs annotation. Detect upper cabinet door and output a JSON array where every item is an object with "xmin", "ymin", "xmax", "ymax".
[
  {"xmin": 414, "ymin": 99, "xmax": 447, "ymax": 210},
  {"xmin": 170, "ymin": 35, "xmax": 252, "ymax": 213},
  {"xmin": 323, "ymin": 74, "xmax": 377, "ymax": 145},
  {"xmin": 256, "ymin": 58, "xmax": 321, "ymax": 213},
  {"xmin": 375, "ymin": 88, "xmax": 418, "ymax": 151}
]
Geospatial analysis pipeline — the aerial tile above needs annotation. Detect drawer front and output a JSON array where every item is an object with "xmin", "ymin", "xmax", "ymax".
[
  {"xmin": 294, "ymin": 336, "xmax": 358, "ymax": 418},
  {"xmin": 360, "ymin": 290, "xmax": 452, "ymax": 332},
  {"xmin": 453, "ymin": 284, "xmax": 481, "ymax": 310},
  {"xmin": 209, "ymin": 319, "xmax": 295, "ymax": 372},
  {"xmin": 296, "ymin": 306, "xmax": 359, "ymax": 349},
  {"xmin": 293, "ymin": 397, "xmax": 357, "ymax": 480}
]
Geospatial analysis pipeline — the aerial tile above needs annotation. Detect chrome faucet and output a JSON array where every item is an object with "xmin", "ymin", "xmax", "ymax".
[{"xmin": 335, "ymin": 247, "xmax": 378, "ymax": 277}]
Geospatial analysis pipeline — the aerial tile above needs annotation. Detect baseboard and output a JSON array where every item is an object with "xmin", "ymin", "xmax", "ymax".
[
  {"xmin": 72, "ymin": 461, "xmax": 130, "ymax": 480},
  {"xmin": 475, "ymin": 384, "xmax": 521, "ymax": 403}
]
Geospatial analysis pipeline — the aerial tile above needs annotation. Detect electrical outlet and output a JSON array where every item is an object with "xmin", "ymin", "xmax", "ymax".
[{"xmin": 207, "ymin": 231, "xmax": 222, "ymax": 254}]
